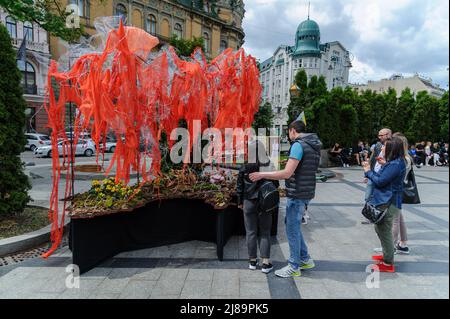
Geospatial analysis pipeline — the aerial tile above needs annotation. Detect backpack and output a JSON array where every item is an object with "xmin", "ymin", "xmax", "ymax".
[{"xmin": 258, "ymin": 180, "xmax": 280, "ymax": 213}]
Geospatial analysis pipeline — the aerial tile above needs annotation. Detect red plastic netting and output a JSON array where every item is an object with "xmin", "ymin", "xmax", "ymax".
[{"xmin": 42, "ymin": 21, "xmax": 261, "ymax": 258}]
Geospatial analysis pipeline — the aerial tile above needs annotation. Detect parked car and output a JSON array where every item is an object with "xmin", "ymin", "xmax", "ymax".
[
  {"xmin": 34, "ymin": 139, "xmax": 96, "ymax": 158},
  {"xmin": 64, "ymin": 131, "xmax": 91, "ymax": 140},
  {"xmin": 98, "ymin": 137, "xmax": 117, "ymax": 153},
  {"xmin": 25, "ymin": 133, "xmax": 51, "ymax": 151}
]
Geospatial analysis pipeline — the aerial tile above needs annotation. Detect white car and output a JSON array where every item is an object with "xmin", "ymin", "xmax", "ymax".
[
  {"xmin": 98, "ymin": 138, "xmax": 117, "ymax": 153},
  {"xmin": 25, "ymin": 133, "xmax": 51, "ymax": 151},
  {"xmin": 34, "ymin": 139, "xmax": 96, "ymax": 158}
]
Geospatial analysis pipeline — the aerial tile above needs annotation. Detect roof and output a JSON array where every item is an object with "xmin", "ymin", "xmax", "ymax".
[
  {"xmin": 297, "ymin": 19, "xmax": 320, "ymax": 34},
  {"xmin": 259, "ymin": 57, "xmax": 273, "ymax": 71},
  {"xmin": 293, "ymin": 18, "xmax": 321, "ymax": 57}
]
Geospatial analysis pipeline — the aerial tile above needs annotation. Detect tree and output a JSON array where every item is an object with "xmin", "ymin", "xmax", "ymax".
[
  {"xmin": 439, "ymin": 91, "xmax": 449, "ymax": 142},
  {"xmin": 287, "ymin": 69, "xmax": 309, "ymax": 123},
  {"xmin": 0, "ymin": 0, "xmax": 90, "ymax": 43},
  {"xmin": 395, "ymin": 88, "xmax": 415, "ymax": 135},
  {"xmin": 354, "ymin": 90, "xmax": 375, "ymax": 143},
  {"xmin": 381, "ymin": 87, "xmax": 398, "ymax": 130},
  {"xmin": 169, "ymin": 35, "xmax": 205, "ymax": 58},
  {"xmin": 338, "ymin": 104, "xmax": 358, "ymax": 146},
  {"xmin": 310, "ymin": 96, "xmax": 336, "ymax": 148},
  {"xmin": 408, "ymin": 91, "xmax": 436, "ymax": 142},
  {"xmin": 252, "ymin": 101, "xmax": 274, "ymax": 133},
  {"xmin": 0, "ymin": 24, "xmax": 31, "ymax": 215}
]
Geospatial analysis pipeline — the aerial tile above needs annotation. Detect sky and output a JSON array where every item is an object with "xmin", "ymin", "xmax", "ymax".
[{"xmin": 241, "ymin": 0, "xmax": 449, "ymax": 89}]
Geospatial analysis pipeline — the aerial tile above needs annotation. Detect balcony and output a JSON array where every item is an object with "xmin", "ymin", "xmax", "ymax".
[{"xmin": 11, "ymin": 38, "xmax": 49, "ymax": 54}]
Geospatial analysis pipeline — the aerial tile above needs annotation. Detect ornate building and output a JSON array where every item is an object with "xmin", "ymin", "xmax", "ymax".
[
  {"xmin": 259, "ymin": 17, "xmax": 352, "ymax": 136},
  {"xmin": 50, "ymin": 0, "xmax": 245, "ymax": 60},
  {"xmin": 1, "ymin": 8, "xmax": 51, "ymax": 133}
]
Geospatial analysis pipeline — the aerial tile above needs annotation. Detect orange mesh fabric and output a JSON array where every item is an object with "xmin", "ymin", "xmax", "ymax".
[{"xmin": 42, "ymin": 21, "xmax": 261, "ymax": 258}]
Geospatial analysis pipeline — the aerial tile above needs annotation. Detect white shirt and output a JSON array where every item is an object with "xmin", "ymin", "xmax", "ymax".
[{"xmin": 374, "ymin": 152, "xmax": 384, "ymax": 173}]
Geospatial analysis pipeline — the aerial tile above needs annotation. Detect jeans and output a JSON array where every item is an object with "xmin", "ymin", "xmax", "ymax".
[
  {"xmin": 393, "ymin": 210, "xmax": 408, "ymax": 243},
  {"xmin": 285, "ymin": 197, "xmax": 310, "ymax": 269},
  {"xmin": 243, "ymin": 199, "xmax": 272, "ymax": 259},
  {"xmin": 374, "ymin": 204, "xmax": 400, "ymax": 264}
]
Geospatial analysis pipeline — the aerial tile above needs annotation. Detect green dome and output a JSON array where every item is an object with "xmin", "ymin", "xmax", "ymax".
[
  {"xmin": 297, "ymin": 19, "xmax": 320, "ymax": 34},
  {"xmin": 294, "ymin": 19, "xmax": 321, "ymax": 57}
]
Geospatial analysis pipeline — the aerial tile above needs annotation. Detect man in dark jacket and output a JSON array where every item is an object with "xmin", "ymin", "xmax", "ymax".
[{"xmin": 250, "ymin": 121, "xmax": 322, "ymax": 278}]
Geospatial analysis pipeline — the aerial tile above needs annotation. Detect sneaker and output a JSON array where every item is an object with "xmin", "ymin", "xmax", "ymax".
[
  {"xmin": 376, "ymin": 262, "xmax": 395, "ymax": 273},
  {"xmin": 301, "ymin": 216, "xmax": 308, "ymax": 225},
  {"xmin": 300, "ymin": 259, "xmax": 315, "ymax": 270},
  {"xmin": 373, "ymin": 247, "xmax": 383, "ymax": 253},
  {"xmin": 275, "ymin": 264, "xmax": 301, "ymax": 278},
  {"xmin": 372, "ymin": 255, "xmax": 384, "ymax": 261},
  {"xmin": 249, "ymin": 260, "xmax": 257, "ymax": 270},
  {"xmin": 261, "ymin": 263, "xmax": 274, "ymax": 274},
  {"xmin": 395, "ymin": 243, "xmax": 410, "ymax": 255}
]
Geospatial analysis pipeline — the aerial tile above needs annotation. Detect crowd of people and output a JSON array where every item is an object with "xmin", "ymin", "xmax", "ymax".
[
  {"xmin": 329, "ymin": 140, "xmax": 449, "ymax": 168},
  {"xmin": 236, "ymin": 120, "xmax": 437, "ymax": 277}
]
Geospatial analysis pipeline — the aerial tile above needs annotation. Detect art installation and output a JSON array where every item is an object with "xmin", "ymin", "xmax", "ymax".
[{"xmin": 42, "ymin": 18, "xmax": 262, "ymax": 258}]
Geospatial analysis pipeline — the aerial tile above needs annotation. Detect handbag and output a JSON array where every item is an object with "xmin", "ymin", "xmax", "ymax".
[
  {"xmin": 361, "ymin": 201, "xmax": 390, "ymax": 224},
  {"xmin": 402, "ymin": 167, "xmax": 421, "ymax": 204}
]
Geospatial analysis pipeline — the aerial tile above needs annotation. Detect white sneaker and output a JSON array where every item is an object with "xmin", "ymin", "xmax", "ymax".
[
  {"xmin": 373, "ymin": 247, "xmax": 383, "ymax": 253},
  {"xmin": 299, "ymin": 258, "xmax": 315, "ymax": 270},
  {"xmin": 275, "ymin": 264, "xmax": 301, "ymax": 278}
]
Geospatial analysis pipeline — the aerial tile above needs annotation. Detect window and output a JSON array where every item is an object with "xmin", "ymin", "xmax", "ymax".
[
  {"xmin": 145, "ymin": 14, "xmax": 156, "ymax": 34},
  {"xmin": 115, "ymin": 3, "xmax": 127, "ymax": 24},
  {"xmin": 220, "ymin": 40, "xmax": 227, "ymax": 53},
  {"xmin": 23, "ymin": 21, "xmax": 33, "ymax": 41},
  {"xmin": 174, "ymin": 23, "xmax": 183, "ymax": 39},
  {"xmin": 204, "ymin": 1, "xmax": 210, "ymax": 12},
  {"xmin": 6, "ymin": 16, "xmax": 16, "ymax": 38},
  {"xmin": 203, "ymin": 32, "xmax": 210, "ymax": 53},
  {"xmin": 69, "ymin": 0, "xmax": 89, "ymax": 18},
  {"xmin": 299, "ymin": 59, "xmax": 302, "ymax": 68},
  {"xmin": 17, "ymin": 61, "xmax": 36, "ymax": 94}
]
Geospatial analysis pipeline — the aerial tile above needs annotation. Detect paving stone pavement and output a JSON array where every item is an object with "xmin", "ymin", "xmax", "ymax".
[{"xmin": 0, "ymin": 167, "xmax": 448, "ymax": 299}]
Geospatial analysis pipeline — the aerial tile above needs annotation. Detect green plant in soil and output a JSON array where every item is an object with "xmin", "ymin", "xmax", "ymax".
[
  {"xmin": 0, "ymin": 206, "xmax": 49, "ymax": 239},
  {"xmin": 71, "ymin": 177, "xmax": 143, "ymax": 212},
  {"xmin": 71, "ymin": 167, "xmax": 238, "ymax": 215}
]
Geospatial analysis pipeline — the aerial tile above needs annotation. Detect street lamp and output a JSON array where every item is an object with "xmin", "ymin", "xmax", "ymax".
[{"xmin": 289, "ymin": 83, "xmax": 300, "ymax": 97}]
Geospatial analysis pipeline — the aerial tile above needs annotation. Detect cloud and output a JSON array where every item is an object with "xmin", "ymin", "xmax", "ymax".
[{"xmin": 242, "ymin": 0, "xmax": 449, "ymax": 88}]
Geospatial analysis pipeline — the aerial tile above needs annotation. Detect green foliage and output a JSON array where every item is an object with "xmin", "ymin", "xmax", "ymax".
[
  {"xmin": 169, "ymin": 35, "xmax": 205, "ymax": 58},
  {"xmin": 252, "ymin": 101, "xmax": 274, "ymax": 132},
  {"xmin": 0, "ymin": 24, "xmax": 31, "ymax": 215},
  {"xmin": 287, "ymin": 69, "xmax": 309, "ymax": 123},
  {"xmin": 439, "ymin": 91, "xmax": 449, "ymax": 142},
  {"xmin": 0, "ymin": 0, "xmax": 90, "ymax": 43},
  {"xmin": 285, "ymin": 68, "xmax": 448, "ymax": 148},
  {"xmin": 407, "ymin": 91, "xmax": 439, "ymax": 142},
  {"xmin": 395, "ymin": 88, "xmax": 414, "ymax": 135}
]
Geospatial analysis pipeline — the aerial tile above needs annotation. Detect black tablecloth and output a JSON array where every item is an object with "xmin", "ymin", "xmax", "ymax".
[{"xmin": 69, "ymin": 199, "xmax": 278, "ymax": 274}]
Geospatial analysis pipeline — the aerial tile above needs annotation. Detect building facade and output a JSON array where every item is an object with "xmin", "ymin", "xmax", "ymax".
[
  {"xmin": 351, "ymin": 74, "xmax": 446, "ymax": 99},
  {"xmin": 259, "ymin": 18, "xmax": 352, "ymax": 136},
  {"xmin": 50, "ymin": 0, "xmax": 246, "ymax": 61},
  {"xmin": 1, "ymin": 8, "xmax": 51, "ymax": 134}
]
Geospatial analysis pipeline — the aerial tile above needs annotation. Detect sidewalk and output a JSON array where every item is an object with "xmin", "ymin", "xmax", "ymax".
[{"xmin": 0, "ymin": 167, "xmax": 448, "ymax": 299}]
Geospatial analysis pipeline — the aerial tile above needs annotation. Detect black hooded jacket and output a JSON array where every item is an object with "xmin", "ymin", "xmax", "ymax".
[{"xmin": 236, "ymin": 142, "xmax": 279, "ymax": 205}]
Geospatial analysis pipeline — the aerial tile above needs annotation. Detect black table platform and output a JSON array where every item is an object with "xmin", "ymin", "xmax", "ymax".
[{"xmin": 69, "ymin": 198, "xmax": 278, "ymax": 274}]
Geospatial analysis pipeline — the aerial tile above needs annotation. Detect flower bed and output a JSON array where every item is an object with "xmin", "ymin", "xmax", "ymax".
[{"xmin": 69, "ymin": 168, "xmax": 239, "ymax": 219}]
